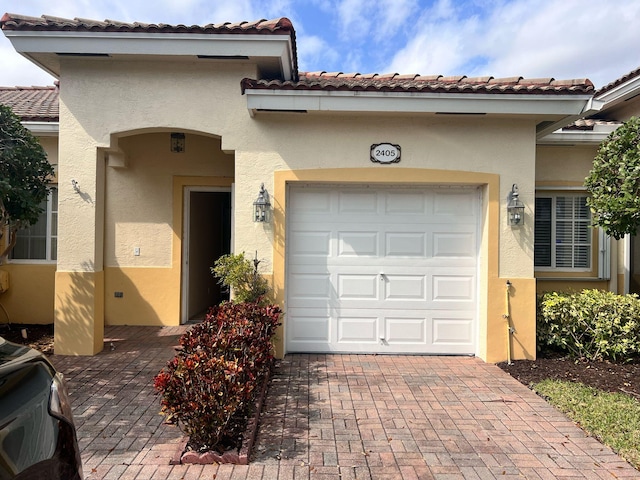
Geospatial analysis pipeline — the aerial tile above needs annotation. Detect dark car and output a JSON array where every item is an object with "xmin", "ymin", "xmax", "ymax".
[{"xmin": 0, "ymin": 337, "xmax": 83, "ymax": 479}]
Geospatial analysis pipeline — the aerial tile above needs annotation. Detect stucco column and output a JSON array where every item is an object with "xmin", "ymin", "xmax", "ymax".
[{"xmin": 54, "ymin": 107, "xmax": 106, "ymax": 355}]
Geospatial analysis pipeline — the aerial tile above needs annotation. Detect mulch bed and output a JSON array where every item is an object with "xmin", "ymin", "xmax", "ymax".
[
  {"xmin": 0, "ymin": 323, "xmax": 54, "ymax": 355},
  {"xmin": 498, "ymin": 353, "xmax": 640, "ymax": 399}
]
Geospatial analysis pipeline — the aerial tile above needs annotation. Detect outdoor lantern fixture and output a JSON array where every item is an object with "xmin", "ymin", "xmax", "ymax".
[
  {"xmin": 170, "ymin": 132, "xmax": 185, "ymax": 153},
  {"xmin": 507, "ymin": 183, "xmax": 525, "ymax": 226},
  {"xmin": 253, "ymin": 183, "xmax": 271, "ymax": 223}
]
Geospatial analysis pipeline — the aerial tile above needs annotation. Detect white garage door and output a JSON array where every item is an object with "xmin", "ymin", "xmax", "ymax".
[{"xmin": 286, "ymin": 185, "xmax": 479, "ymax": 355}]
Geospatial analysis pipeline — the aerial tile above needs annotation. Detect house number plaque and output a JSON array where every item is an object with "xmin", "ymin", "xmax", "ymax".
[{"xmin": 370, "ymin": 143, "xmax": 401, "ymax": 164}]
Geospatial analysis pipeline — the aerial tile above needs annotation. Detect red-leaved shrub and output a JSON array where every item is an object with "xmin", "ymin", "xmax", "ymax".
[{"xmin": 154, "ymin": 302, "xmax": 281, "ymax": 450}]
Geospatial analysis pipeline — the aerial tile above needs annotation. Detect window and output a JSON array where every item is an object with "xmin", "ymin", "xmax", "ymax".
[
  {"xmin": 11, "ymin": 188, "xmax": 58, "ymax": 262},
  {"xmin": 535, "ymin": 194, "xmax": 591, "ymax": 269}
]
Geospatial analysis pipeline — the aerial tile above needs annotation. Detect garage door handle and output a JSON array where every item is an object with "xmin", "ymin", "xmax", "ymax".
[{"xmin": 379, "ymin": 273, "xmax": 385, "ymax": 280}]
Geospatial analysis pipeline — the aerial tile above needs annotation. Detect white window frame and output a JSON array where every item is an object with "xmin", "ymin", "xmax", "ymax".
[
  {"xmin": 534, "ymin": 190, "xmax": 593, "ymax": 272},
  {"xmin": 10, "ymin": 187, "xmax": 57, "ymax": 264}
]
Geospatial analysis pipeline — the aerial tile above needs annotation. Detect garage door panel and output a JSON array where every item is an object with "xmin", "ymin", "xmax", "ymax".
[
  {"xmin": 289, "ymin": 190, "xmax": 332, "ymax": 214},
  {"xmin": 385, "ymin": 191, "xmax": 427, "ymax": 214},
  {"xmin": 288, "ymin": 273, "xmax": 331, "ymax": 299},
  {"xmin": 338, "ymin": 191, "xmax": 379, "ymax": 214},
  {"xmin": 385, "ymin": 275, "xmax": 426, "ymax": 300},
  {"xmin": 433, "ymin": 191, "xmax": 477, "ymax": 216},
  {"xmin": 432, "ymin": 274, "xmax": 475, "ymax": 302},
  {"xmin": 337, "ymin": 274, "xmax": 379, "ymax": 299},
  {"xmin": 433, "ymin": 232, "xmax": 476, "ymax": 258},
  {"xmin": 431, "ymin": 313, "xmax": 475, "ymax": 354},
  {"xmin": 337, "ymin": 316, "xmax": 379, "ymax": 343},
  {"xmin": 287, "ymin": 311, "xmax": 331, "ymax": 343},
  {"xmin": 385, "ymin": 232, "xmax": 426, "ymax": 257},
  {"xmin": 338, "ymin": 232, "xmax": 379, "ymax": 257},
  {"xmin": 289, "ymin": 231, "xmax": 331, "ymax": 257},
  {"xmin": 287, "ymin": 186, "xmax": 478, "ymax": 355},
  {"xmin": 385, "ymin": 317, "xmax": 427, "ymax": 344}
]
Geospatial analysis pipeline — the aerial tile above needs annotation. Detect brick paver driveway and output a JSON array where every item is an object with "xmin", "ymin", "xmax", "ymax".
[{"xmin": 50, "ymin": 326, "xmax": 638, "ymax": 479}]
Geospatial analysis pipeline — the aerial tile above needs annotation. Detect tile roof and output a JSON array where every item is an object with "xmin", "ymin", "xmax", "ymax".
[
  {"xmin": 561, "ymin": 118, "xmax": 619, "ymax": 131},
  {"xmin": 596, "ymin": 65, "xmax": 640, "ymax": 96},
  {"xmin": 0, "ymin": 13, "xmax": 294, "ymax": 36},
  {"xmin": 1, "ymin": 13, "xmax": 299, "ymax": 81},
  {"xmin": 0, "ymin": 85, "xmax": 59, "ymax": 121},
  {"xmin": 242, "ymin": 71, "xmax": 594, "ymax": 95}
]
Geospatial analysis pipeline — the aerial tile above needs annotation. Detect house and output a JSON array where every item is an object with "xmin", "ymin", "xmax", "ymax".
[{"xmin": 1, "ymin": 13, "xmax": 637, "ymax": 363}]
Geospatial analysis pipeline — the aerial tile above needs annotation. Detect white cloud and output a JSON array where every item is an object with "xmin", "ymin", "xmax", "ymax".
[
  {"xmin": 385, "ymin": 0, "xmax": 640, "ymax": 87},
  {"xmin": 1, "ymin": 0, "xmax": 639, "ymax": 88},
  {"xmin": 297, "ymin": 35, "xmax": 340, "ymax": 72}
]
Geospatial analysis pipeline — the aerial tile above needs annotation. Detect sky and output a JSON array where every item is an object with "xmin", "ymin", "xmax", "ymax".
[{"xmin": 1, "ymin": 0, "xmax": 639, "ymax": 89}]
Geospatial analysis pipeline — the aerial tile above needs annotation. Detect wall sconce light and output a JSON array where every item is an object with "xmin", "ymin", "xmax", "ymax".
[
  {"xmin": 170, "ymin": 132, "xmax": 185, "ymax": 153},
  {"xmin": 507, "ymin": 183, "xmax": 525, "ymax": 226},
  {"xmin": 71, "ymin": 179, "xmax": 80, "ymax": 193},
  {"xmin": 253, "ymin": 183, "xmax": 271, "ymax": 223}
]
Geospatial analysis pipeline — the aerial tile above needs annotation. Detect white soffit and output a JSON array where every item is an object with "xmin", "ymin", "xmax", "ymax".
[
  {"xmin": 4, "ymin": 31, "xmax": 295, "ymax": 80},
  {"xmin": 245, "ymin": 88, "xmax": 593, "ymax": 116}
]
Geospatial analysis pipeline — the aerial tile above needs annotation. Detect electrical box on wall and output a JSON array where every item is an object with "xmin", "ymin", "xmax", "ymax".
[{"xmin": 0, "ymin": 270, "xmax": 9, "ymax": 293}]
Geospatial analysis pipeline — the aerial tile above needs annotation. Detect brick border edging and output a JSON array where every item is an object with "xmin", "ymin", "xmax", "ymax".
[{"xmin": 169, "ymin": 368, "xmax": 271, "ymax": 465}]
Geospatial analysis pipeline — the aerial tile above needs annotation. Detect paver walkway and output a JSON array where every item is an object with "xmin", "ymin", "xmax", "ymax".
[{"xmin": 50, "ymin": 326, "xmax": 639, "ymax": 479}]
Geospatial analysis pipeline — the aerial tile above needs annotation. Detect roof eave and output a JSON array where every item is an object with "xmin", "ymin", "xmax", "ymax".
[
  {"xmin": 244, "ymin": 88, "xmax": 594, "ymax": 117},
  {"xmin": 595, "ymin": 73, "xmax": 640, "ymax": 111},
  {"xmin": 535, "ymin": 97, "xmax": 604, "ymax": 139},
  {"xmin": 3, "ymin": 30, "xmax": 296, "ymax": 80},
  {"xmin": 23, "ymin": 120, "xmax": 59, "ymax": 136}
]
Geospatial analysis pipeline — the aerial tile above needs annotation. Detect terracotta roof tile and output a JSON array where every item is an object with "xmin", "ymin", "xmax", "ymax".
[
  {"xmin": 562, "ymin": 118, "xmax": 620, "ymax": 131},
  {"xmin": 1, "ymin": 13, "xmax": 299, "ymax": 80},
  {"xmin": 596, "ymin": 65, "xmax": 640, "ymax": 96},
  {"xmin": 241, "ymin": 72, "xmax": 595, "ymax": 95},
  {"xmin": 0, "ymin": 13, "xmax": 295, "ymax": 36},
  {"xmin": 0, "ymin": 85, "xmax": 59, "ymax": 121}
]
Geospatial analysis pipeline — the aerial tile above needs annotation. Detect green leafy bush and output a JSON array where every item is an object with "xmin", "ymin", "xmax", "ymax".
[
  {"xmin": 211, "ymin": 253, "xmax": 270, "ymax": 304},
  {"xmin": 154, "ymin": 302, "xmax": 281, "ymax": 451},
  {"xmin": 585, "ymin": 116, "xmax": 640, "ymax": 240},
  {"xmin": 537, "ymin": 289, "xmax": 640, "ymax": 360}
]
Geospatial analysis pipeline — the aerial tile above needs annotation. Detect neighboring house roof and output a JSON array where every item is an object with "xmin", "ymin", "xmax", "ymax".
[
  {"xmin": 242, "ymin": 71, "xmax": 595, "ymax": 95},
  {"xmin": 0, "ymin": 85, "xmax": 58, "ymax": 121},
  {"xmin": 561, "ymin": 118, "xmax": 620, "ymax": 131},
  {"xmin": 596, "ymin": 66, "xmax": 640, "ymax": 97}
]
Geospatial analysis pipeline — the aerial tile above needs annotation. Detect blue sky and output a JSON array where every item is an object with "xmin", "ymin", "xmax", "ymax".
[{"xmin": 1, "ymin": 0, "xmax": 639, "ymax": 88}]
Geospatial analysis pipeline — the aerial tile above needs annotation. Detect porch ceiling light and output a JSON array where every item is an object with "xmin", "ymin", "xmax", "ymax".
[
  {"xmin": 507, "ymin": 183, "xmax": 525, "ymax": 226},
  {"xmin": 253, "ymin": 183, "xmax": 271, "ymax": 223},
  {"xmin": 170, "ymin": 132, "xmax": 185, "ymax": 153}
]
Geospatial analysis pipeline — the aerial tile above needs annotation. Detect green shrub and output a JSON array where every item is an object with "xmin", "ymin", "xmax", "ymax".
[
  {"xmin": 537, "ymin": 289, "xmax": 640, "ymax": 360},
  {"xmin": 154, "ymin": 302, "xmax": 281, "ymax": 451},
  {"xmin": 211, "ymin": 253, "xmax": 270, "ymax": 305}
]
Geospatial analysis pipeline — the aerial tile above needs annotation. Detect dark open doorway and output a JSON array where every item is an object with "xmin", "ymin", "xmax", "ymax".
[{"xmin": 183, "ymin": 189, "xmax": 231, "ymax": 322}]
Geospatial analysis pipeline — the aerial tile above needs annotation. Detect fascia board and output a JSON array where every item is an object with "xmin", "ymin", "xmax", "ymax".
[
  {"xmin": 23, "ymin": 121, "xmax": 59, "ymax": 136},
  {"xmin": 535, "ymin": 97, "xmax": 604, "ymax": 139},
  {"xmin": 245, "ymin": 89, "xmax": 593, "ymax": 116},
  {"xmin": 596, "ymin": 75, "xmax": 640, "ymax": 108},
  {"xmin": 537, "ymin": 131, "xmax": 610, "ymax": 145},
  {"xmin": 5, "ymin": 30, "xmax": 294, "ymax": 79}
]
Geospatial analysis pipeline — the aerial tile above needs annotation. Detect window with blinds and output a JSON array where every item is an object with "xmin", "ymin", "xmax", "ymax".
[
  {"xmin": 10, "ymin": 188, "xmax": 58, "ymax": 262},
  {"xmin": 534, "ymin": 194, "xmax": 591, "ymax": 269}
]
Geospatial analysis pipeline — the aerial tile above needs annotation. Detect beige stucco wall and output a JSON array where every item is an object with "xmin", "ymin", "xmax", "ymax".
[
  {"xmin": 54, "ymin": 57, "xmax": 540, "ymax": 359},
  {"xmin": 535, "ymin": 144, "xmax": 597, "ymax": 185}
]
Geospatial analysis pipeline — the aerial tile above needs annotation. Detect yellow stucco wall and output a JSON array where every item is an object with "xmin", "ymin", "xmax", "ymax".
[
  {"xmin": 53, "ymin": 58, "xmax": 539, "ymax": 360},
  {"xmin": 0, "ymin": 264, "xmax": 56, "ymax": 324}
]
